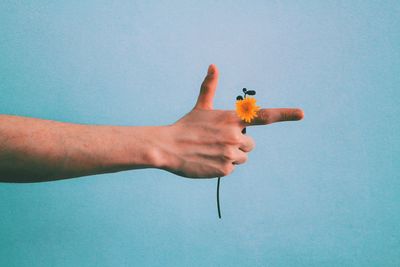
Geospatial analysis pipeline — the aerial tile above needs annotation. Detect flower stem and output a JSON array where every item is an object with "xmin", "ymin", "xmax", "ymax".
[
  {"xmin": 216, "ymin": 89, "xmax": 252, "ymax": 219},
  {"xmin": 217, "ymin": 177, "xmax": 221, "ymax": 219}
]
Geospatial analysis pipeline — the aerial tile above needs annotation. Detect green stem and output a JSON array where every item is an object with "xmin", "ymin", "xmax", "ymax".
[{"xmin": 217, "ymin": 177, "xmax": 221, "ymax": 219}]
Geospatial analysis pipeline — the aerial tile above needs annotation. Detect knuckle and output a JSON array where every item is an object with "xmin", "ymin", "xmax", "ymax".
[
  {"xmin": 221, "ymin": 111, "xmax": 243, "ymax": 127},
  {"xmin": 249, "ymin": 137, "xmax": 256, "ymax": 150},
  {"xmin": 219, "ymin": 164, "xmax": 233, "ymax": 176},
  {"xmin": 281, "ymin": 112, "xmax": 288, "ymax": 121},
  {"xmin": 260, "ymin": 111, "xmax": 271, "ymax": 124},
  {"xmin": 223, "ymin": 148, "xmax": 236, "ymax": 160},
  {"xmin": 231, "ymin": 112, "xmax": 242, "ymax": 124},
  {"xmin": 216, "ymin": 170, "xmax": 224, "ymax": 177},
  {"xmin": 224, "ymin": 111, "xmax": 239, "ymax": 122},
  {"xmin": 240, "ymin": 136, "xmax": 255, "ymax": 152},
  {"xmin": 225, "ymin": 130, "xmax": 241, "ymax": 144},
  {"xmin": 231, "ymin": 134, "xmax": 241, "ymax": 144}
]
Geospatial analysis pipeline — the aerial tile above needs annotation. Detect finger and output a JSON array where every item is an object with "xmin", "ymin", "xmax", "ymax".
[
  {"xmin": 232, "ymin": 150, "xmax": 248, "ymax": 165},
  {"xmin": 194, "ymin": 64, "xmax": 219, "ymax": 110},
  {"xmin": 239, "ymin": 135, "xmax": 255, "ymax": 152},
  {"xmin": 243, "ymin": 108, "xmax": 304, "ymax": 126}
]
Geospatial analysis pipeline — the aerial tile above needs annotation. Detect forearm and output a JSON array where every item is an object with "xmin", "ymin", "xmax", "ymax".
[{"xmin": 0, "ymin": 115, "xmax": 167, "ymax": 182}]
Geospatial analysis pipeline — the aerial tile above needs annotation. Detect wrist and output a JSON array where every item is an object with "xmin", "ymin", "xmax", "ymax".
[{"xmin": 148, "ymin": 124, "xmax": 179, "ymax": 171}]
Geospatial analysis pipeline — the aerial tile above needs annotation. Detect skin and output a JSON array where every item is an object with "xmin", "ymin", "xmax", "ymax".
[{"xmin": 0, "ymin": 64, "xmax": 304, "ymax": 183}]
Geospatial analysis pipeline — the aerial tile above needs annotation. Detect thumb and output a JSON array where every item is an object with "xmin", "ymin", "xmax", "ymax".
[{"xmin": 194, "ymin": 64, "xmax": 219, "ymax": 110}]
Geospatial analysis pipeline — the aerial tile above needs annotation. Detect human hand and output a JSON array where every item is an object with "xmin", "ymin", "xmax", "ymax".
[{"xmin": 159, "ymin": 64, "xmax": 304, "ymax": 178}]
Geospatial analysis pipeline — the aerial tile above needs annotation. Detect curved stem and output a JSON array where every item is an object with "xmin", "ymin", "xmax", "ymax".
[{"xmin": 217, "ymin": 177, "xmax": 221, "ymax": 219}]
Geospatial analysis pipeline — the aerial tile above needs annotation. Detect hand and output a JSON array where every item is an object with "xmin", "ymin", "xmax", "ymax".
[{"xmin": 160, "ymin": 64, "xmax": 304, "ymax": 178}]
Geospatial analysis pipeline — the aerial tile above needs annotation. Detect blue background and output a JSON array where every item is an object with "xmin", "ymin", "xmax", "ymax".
[{"xmin": 1, "ymin": 1, "xmax": 399, "ymax": 266}]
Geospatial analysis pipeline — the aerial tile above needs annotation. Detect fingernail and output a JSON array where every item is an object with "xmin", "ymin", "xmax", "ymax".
[
  {"xmin": 294, "ymin": 109, "xmax": 304, "ymax": 120},
  {"xmin": 207, "ymin": 64, "xmax": 215, "ymax": 75}
]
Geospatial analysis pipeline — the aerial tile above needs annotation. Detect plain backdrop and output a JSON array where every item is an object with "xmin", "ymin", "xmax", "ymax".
[{"xmin": 1, "ymin": 1, "xmax": 399, "ymax": 266}]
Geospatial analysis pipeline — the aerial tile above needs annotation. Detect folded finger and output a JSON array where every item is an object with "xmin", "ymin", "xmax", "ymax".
[
  {"xmin": 239, "ymin": 135, "xmax": 255, "ymax": 152},
  {"xmin": 232, "ymin": 150, "xmax": 248, "ymax": 165}
]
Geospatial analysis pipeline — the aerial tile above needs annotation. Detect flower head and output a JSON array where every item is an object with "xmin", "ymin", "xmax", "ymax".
[{"xmin": 235, "ymin": 96, "xmax": 260, "ymax": 123}]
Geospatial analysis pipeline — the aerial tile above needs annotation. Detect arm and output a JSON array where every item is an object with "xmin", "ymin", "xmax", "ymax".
[
  {"xmin": 0, "ymin": 115, "xmax": 170, "ymax": 182},
  {"xmin": 0, "ymin": 64, "xmax": 303, "ymax": 183}
]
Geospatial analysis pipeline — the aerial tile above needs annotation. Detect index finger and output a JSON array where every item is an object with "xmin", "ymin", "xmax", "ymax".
[{"xmin": 243, "ymin": 108, "xmax": 304, "ymax": 126}]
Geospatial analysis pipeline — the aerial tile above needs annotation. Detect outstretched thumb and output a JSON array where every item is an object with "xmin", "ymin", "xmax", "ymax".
[{"xmin": 194, "ymin": 64, "xmax": 219, "ymax": 110}]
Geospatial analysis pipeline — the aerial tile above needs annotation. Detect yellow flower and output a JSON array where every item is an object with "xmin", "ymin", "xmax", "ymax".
[{"xmin": 235, "ymin": 97, "xmax": 260, "ymax": 123}]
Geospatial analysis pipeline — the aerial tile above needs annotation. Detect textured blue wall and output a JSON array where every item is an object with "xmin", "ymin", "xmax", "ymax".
[{"xmin": 1, "ymin": 1, "xmax": 399, "ymax": 266}]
